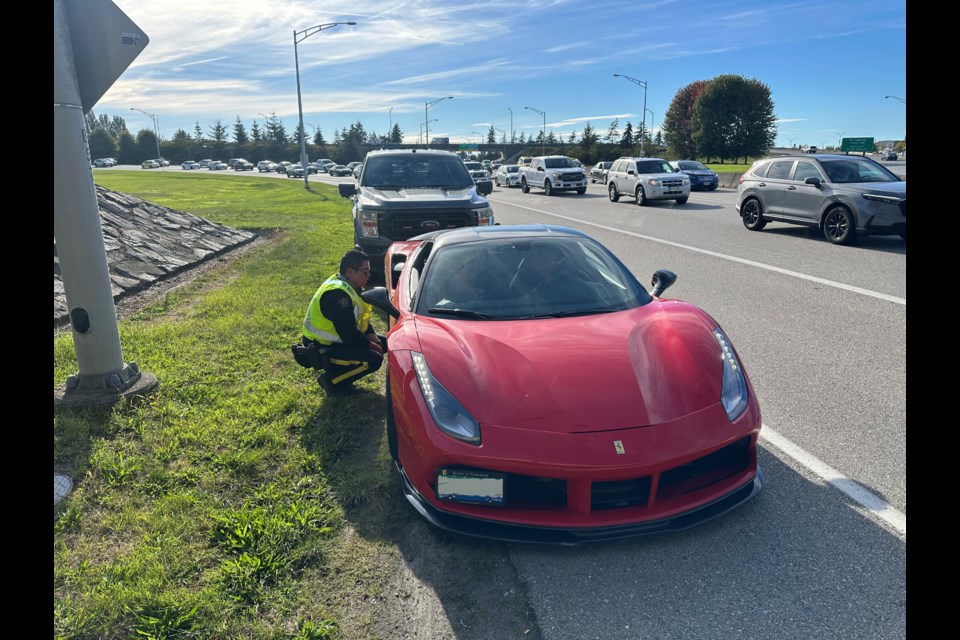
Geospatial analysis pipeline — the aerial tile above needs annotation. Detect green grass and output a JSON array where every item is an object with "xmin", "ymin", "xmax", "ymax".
[{"xmin": 55, "ymin": 172, "xmax": 412, "ymax": 639}]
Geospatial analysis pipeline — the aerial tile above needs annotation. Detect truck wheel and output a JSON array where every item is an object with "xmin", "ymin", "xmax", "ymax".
[
  {"xmin": 544, "ymin": 180, "xmax": 553, "ymax": 196},
  {"xmin": 521, "ymin": 179, "xmax": 530, "ymax": 193},
  {"xmin": 675, "ymin": 196, "xmax": 688, "ymax": 204},
  {"xmin": 635, "ymin": 186, "xmax": 647, "ymax": 206},
  {"xmin": 576, "ymin": 187, "xmax": 587, "ymax": 195}
]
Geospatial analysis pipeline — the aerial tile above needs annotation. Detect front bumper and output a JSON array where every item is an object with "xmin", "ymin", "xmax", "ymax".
[{"xmin": 400, "ymin": 463, "xmax": 763, "ymax": 545}]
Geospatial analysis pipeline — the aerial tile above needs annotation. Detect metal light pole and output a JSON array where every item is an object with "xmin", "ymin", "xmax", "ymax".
[
  {"xmin": 294, "ymin": 21, "xmax": 355, "ymax": 190},
  {"xmin": 419, "ymin": 119, "xmax": 438, "ymax": 148},
  {"xmin": 835, "ymin": 131, "xmax": 846, "ymax": 149},
  {"xmin": 130, "ymin": 106, "xmax": 161, "ymax": 166},
  {"xmin": 524, "ymin": 106, "xmax": 546, "ymax": 155},
  {"xmin": 884, "ymin": 95, "xmax": 906, "ymax": 105},
  {"xmin": 613, "ymin": 73, "xmax": 648, "ymax": 157},
  {"xmin": 645, "ymin": 108, "xmax": 655, "ymax": 146},
  {"xmin": 425, "ymin": 96, "xmax": 453, "ymax": 147}
]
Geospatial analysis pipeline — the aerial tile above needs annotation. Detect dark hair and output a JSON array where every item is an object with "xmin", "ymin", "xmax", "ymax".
[{"xmin": 340, "ymin": 249, "xmax": 370, "ymax": 274}]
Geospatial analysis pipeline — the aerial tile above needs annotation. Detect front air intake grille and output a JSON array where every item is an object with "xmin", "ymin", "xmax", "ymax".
[
  {"xmin": 657, "ymin": 437, "xmax": 751, "ymax": 500},
  {"xmin": 385, "ymin": 210, "xmax": 475, "ymax": 240}
]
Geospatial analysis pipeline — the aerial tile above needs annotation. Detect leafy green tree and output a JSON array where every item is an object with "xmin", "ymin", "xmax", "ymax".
[
  {"xmin": 116, "ymin": 130, "xmax": 139, "ymax": 164},
  {"xmin": 691, "ymin": 74, "xmax": 776, "ymax": 161},
  {"xmin": 619, "ymin": 122, "xmax": 634, "ymax": 148},
  {"xmin": 165, "ymin": 129, "xmax": 194, "ymax": 163},
  {"xmin": 606, "ymin": 119, "xmax": 619, "ymax": 143},
  {"xmin": 662, "ymin": 79, "xmax": 709, "ymax": 159},
  {"xmin": 87, "ymin": 128, "xmax": 116, "ymax": 159},
  {"xmin": 134, "ymin": 128, "xmax": 160, "ymax": 161},
  {"xmin": 232, "ymin": 117, "xmax": 248, "ymax": 144}
]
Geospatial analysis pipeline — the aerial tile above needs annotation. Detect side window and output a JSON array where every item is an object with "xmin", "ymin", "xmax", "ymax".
[
  {"xmin": 751, "ymin": 162, "xmax": 770, "ymax": 178},
  {"xmin": 628, "ymin": 162, "xmax": 636, "ymax": 174},
  {"xmin": 611, "ymin": 160, "xmax": 623, "ymax": 173},
  {"xmin": 765, "ymin": 160, "xmax": 794, "ymax": 180},
  {"xmin": 792, "ymin": 161, "xmax": 822, "ymax": 182},
  {"xmin": 406, "ymin": 241, "xmax": 433, "ymax": 306}
]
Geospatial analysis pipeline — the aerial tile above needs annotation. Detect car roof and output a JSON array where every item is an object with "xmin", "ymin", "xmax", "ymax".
[
  {"xmin": 411, "ymin": 224, "xmax": 591, "ymax": 249},
  {"xmin": 365, "ymin": 148, "xmax": 459, "ymax": 158}
]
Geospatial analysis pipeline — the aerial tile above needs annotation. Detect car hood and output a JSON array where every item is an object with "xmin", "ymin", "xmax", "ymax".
[
  {"xmin": 359, "ymin": 187, "xmax": 483, "ymax": 207},
  {"xmin": 412, "ymin": 302, "xmax": 724, "ymax": 433},
  {"xmin": 843, "ymin": 181, "xmax": 906, "ymax": 198},
  {"xmin": 681, "ymin": 169, "xmax": 716, "ymax": 176}
]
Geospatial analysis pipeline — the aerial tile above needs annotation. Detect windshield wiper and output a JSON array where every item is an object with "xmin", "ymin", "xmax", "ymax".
[
  {"xmin": 518, "ymin": 308, "xmax": 617, "ymax": 319},
  {"xmin": 427, "ymin": 308, "xmax": 500, "ymax": 320}
]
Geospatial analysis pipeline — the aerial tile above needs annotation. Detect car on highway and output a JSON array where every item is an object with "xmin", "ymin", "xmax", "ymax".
[
  {"xmin": 181, "ymin": 160, "xmax": 202, "ymax": 170},
  {"xmin": 198, "ymin": 159, "xmax": 214, "ymax": 168},
  {"xmin": 879, "ymin": 150, "xmax": 899, "ymax": 161},
  {"xmin": 141, "ymin": 159, "xmax": 160, "ymax": 169},
  {"xmin": 669, "ymin": 160, "xmax": 719, "ymax": 191},
  {"xmin": 463, "ymin": 161, "xmax": 494, "ymax": 195},
  {"xmin": 494, "ymin": 164, "xmax": 521, "ymax": 188},
  {"xmin": 590, "ymin": 161, "xmax": 613, "ymax": 184},
  {"xmin": 275, "ymin": 161, "xmax": 292, "ymax": 174},
  {"xmin": 359, "ymin": 223, "xmax": 764, "ymax": 543},
  {"xmin": 286, "ymin": 164, "xmax": 306, "ymax": 178},
  {"xmin": 93, "ymin": 158, "xmax": 116, "ymax": 167},
  {"xmin": 328, "ymin": 164, "xmax": 353, "ymax": 177},
  {"xmin": 607, "ymin": 157, "xmax": 691, "ymax": 205},
  {"xmin": 257, "ymin": 160, "xmax": 277, "ymax": 172},
  {"xmin": 736, "ymin": 154, "xmax": 906, "ymax": 245},
  {"xmin": 233, "ymin": 159, "xmax": 254, "ymax": 171},
  {"xmin": 208, "ymin": 161, "xmax": 228, "ymax": 171}
]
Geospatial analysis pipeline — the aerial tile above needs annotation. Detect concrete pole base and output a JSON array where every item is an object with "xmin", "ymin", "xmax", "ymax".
[{"xmin": 54, "ymin": 362, "xmax": 159, "ymax": 408}]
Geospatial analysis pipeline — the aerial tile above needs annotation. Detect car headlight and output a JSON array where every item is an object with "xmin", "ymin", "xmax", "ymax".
[
  {"xmin": 862, "ymin": 193, "xmax": 904, "ymax": 204},
  {"xmin": 357, "ymin": 205, "xmax": 380, "ymax": 238},
  {"xmin": 412, "ymin": 351, "xmax": 481, "ymax": 444},
  {"xmin": 646, "ymin": 178, "xmax": 660, "ymax": 186},
  {"xmin": 714, "ymin": 328, "xmax": 749, "ymax": 421},
  {"xmin": 474, "ymin": 205, "xmax": 494, "ymax": 226}
]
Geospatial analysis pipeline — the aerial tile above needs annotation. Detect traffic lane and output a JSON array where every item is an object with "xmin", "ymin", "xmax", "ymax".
[
  {"xmin": 509, "ymin": 452, "xmax": 905, "ymax": 640},
  {"xmin": 489, "ymin": 196, "xmax": 906, "ymax": 514},
  {"xmin": 487, "ymin": 183, "xmax": 905, "ymax": 300}
]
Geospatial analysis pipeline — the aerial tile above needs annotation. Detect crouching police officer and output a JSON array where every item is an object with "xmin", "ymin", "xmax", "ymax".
[{"xmin": 302, "ymin": 249, "xmax": 387, "ymax": 395}]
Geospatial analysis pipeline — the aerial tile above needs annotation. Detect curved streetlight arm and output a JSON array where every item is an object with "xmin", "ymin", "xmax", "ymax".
[
  {"xmin": 425, "ymin": 97, "xmax": 453, "ymax": 146},
  {"xmin": 293, "ymin": 21, "xmax": 356, "ymax": 189},
  {"xmin": 884, "ymin": 95, "xmax": 906, "ymax": 105},
  {"xmin": 524, "ymin": 106, "xmax": 546, "ymax": 155},
  {"xmin": 131, "ymin": 106, "xmax": 162, "ymax": 164},
  {"xmin": 614, "ymin": 73, "xmax": 648, "ymax": 156}
]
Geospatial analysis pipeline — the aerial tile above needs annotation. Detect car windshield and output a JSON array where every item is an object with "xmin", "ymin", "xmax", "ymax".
[
  {"xmin": 678, "ymin": 161, "xmax": 708, "ymax": 170},
  {"xmin": 543, "ymin": 157, "xmax": 577, "ymax": 169},
  {"xmin": 506, "ymin": 166, "xmax": 519, "ymax": 173},
  {"xmin": 637, "ymin": 160, "xmax": 673, "ymax": 173},
  {"xmin": 415, "ymin": 237, "xmax": 651, "ymax": 319},
  {"xmin": 464, "ymin": 163, "xmax": 483, "ymax": 170},
  {"xmin": 362, "ymin": 156, "xmax": 474, "ymax": 188},
  {"xmin": 819, "ymin": 158, "xmax": 901, "ymax": 184}
]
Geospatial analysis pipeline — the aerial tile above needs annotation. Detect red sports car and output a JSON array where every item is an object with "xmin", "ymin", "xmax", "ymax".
[{"xmin": 362, "ymin": 224, "xmax": 763, "ymax": 544}]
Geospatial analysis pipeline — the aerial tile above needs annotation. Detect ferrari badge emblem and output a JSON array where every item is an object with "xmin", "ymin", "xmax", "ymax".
[{"xmin": 614, "ymin": 440, "xmax": 625, "ymax": 455}]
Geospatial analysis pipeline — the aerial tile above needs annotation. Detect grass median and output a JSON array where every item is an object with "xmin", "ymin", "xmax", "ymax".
[{"xmin": 54, "ymin": 172, "xmax": 410, "ymax": 639}]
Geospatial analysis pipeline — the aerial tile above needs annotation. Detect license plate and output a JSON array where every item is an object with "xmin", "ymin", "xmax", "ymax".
[{"xmin": 437, "ymin": 469, "xmax": 504, "ymax": 506}]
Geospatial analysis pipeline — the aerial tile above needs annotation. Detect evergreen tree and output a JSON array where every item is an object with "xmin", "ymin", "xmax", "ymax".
[
  {"xmin": 232, "ymin": 117, "xmax": 248, "ymax": 144},
  {"xmin": 312, "ymin": 127, "xmax": 326, "ymax": 146},
  {"xmin": 193, "ymin": 122, "xmax": 204, "ymax": 142},
  {"xmin": 487, "ymin": 125, "xmax": 497, "ymax": 144},
  {"xmin": 619, "ymin": 122, "xmax": 634, "ymax": 148},
  {"xmin": 250, "ymin": 122, "xmax": 263, "ymax": 143},
  {"xmin": 390, "ymin": 123, "xmax": 403, "ymax": 143},
  {"xmin": 606, "ymin": 118, "xmax": 620, "ymax": 143}
]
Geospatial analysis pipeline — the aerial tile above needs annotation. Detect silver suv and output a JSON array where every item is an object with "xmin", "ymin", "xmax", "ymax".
[{"xmin": 607, "ymin": 157, "xmax": 690, "ymax": 205}]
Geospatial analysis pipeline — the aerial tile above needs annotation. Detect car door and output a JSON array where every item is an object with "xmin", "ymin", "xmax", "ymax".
[
  {"xmin": 754, "ymin": 159, "xmax": 795, "ymax": 217},
  {"xmin": 781, "ymin": 160, "xmax": 827, "ymax": 222}
]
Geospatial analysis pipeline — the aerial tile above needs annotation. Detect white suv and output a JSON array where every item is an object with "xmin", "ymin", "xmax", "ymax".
[{"xmin": 607, "ymin": 157, "xmax": 690, "ymax": 205}]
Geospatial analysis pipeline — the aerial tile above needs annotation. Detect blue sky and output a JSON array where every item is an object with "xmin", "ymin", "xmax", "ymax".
[{"xmin": 101, "ymin": 0, "xmax": 907, "ymax": 150}]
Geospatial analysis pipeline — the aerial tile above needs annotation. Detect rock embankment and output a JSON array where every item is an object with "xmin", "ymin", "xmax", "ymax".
[{"xmin": 54, "ymin": 186, "xmax": 257, "ymax": 328}]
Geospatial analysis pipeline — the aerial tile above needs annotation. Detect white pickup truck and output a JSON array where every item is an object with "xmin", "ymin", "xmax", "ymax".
[{"xmin": 519, "ymin": 155, "xmax": 588, "ymax": 195}]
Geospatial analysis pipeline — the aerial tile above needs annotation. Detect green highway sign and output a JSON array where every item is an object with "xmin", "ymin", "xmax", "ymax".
[{"xmin": 840, "ymin": 137, "xmax": 874, "ymax": 153}]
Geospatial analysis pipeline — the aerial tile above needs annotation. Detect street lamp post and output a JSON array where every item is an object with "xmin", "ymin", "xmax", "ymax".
[
  {"xmin": 645, "ymin": 108, "xmax": 655, "ymax": 146},
  {"xmin": 425, "ymin": 97, "xmax": 453, "ymax": 147},
  {"xmin": 884, "ymin": 95, "xmax": 906, "ymax": 105},
  {"xmin": 294, "ymin": 21, "xmax": 356, "ymax": 190},
  {"xmin": 524, "ymin": 106, "xmax": 546, "ymax": 155},
  {"xmin": 419, "ymin": 119, "xmax": 438, "ymax": 148},
  {"xmin": 613, "ymin": 73, "xmax": 648, "ymax": 157},
  {"xmin": 130, "ymin": 107, "xmax": 162, "ymax": 167},
  {"xmin": 835, "ymin": 131, "xmax": 846, "ymax": 149}
]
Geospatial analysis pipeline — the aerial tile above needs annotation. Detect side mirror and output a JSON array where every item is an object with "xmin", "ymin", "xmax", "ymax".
[
  {"xmin": 804, "ymin": 177, "xmax": 822, "ymax": 187},
  {"xmin": 338, "ymin": 183, "xmax": 356, "ymax": 199},
  {"xmin": 361, "ymin": 287, "xmax": 400, "ymax": 319},
  {"xmin": 650, "ymin": 269, "xmax": 677, "ymax": 297}
]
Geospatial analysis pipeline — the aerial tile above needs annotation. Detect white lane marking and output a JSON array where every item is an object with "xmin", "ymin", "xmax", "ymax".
[
  {"xmin": 760, "ymin": 426, "xmax": 906, "ymax": 538},
  {"xmin": 489, "ymin": 199, "xmax": 906, "ymax": 306}
]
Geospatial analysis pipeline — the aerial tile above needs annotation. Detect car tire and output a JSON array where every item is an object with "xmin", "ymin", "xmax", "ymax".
[
  {"xmin": 577, "ymin": 187, "xmax": 587, "ymax": 195},
  {"xmin": 741, "ymin": 198, "xmax": 767, "ymax": 230},
  {"xmin": 708, "ymin": 186, "xmax": 718, "ymax": 191},
  {"xmin": 822, "ymin": 205, "xmax": 858, "ymax": 245},
  {"xmin": 635, "ymin": 186, "xmax": 647, "ymax": 206},
  {"xmin": 590, "ymin": 175, "xmax": 596, "ymax": 184},
  {"xmin": 675, "ymin": 196, "xmax": 688, "ymax": 204},
  {"xmin": 495, "ymin": 177, "xmax": 500, "ymax": 186},
  {"xmin": 544, "ymin": 180, "xmax": 553, "ymax": 196},
  {"xmin": 608, "ymin": 183, "xmax": 620, "ymax": 202},
  {"xmin": 521, "ymin": 179, "xmax": 530, "ymax": 193}
]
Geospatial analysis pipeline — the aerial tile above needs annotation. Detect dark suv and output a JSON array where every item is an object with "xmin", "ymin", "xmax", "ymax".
[
  {"xmin": 735, "ymin": 154, "xmax": 906, "ymax": 245},
  {"xmin": 338, "ymin": 149, "xmax": 496, "ymax": 278}
]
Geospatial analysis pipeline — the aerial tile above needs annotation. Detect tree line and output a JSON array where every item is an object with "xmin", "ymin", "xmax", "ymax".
[{"xmin": 87, "ymin": 74, "xmax": 777, "ymax": 167}]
